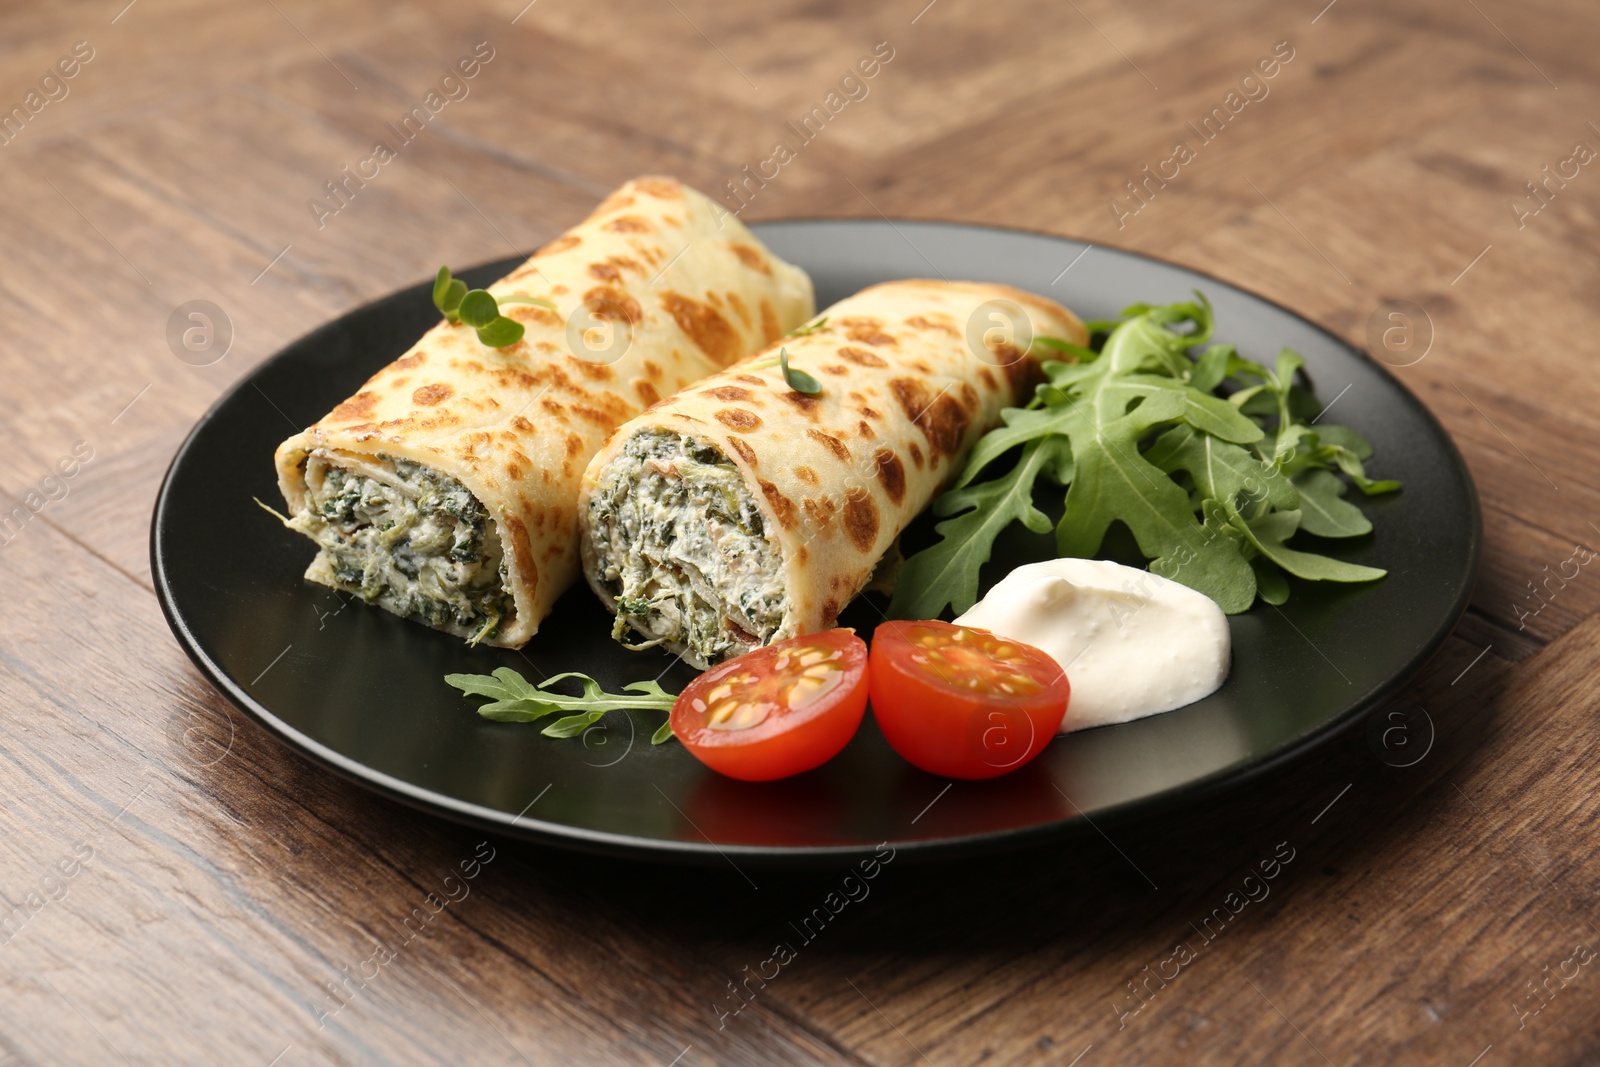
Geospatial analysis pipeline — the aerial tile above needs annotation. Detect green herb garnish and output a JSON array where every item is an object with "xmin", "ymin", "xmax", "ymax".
[
  {"xmin": 779, "ymin": 347, "xmax": 822, "ymax": 396},
  {"xmin": 432, "ymin": 266, "xmax": 555, "ymax": 349},
  {"xmin": 889, "ymin": 292, "xmax": 1399, "ymax": 619},
  {"xmin": 785, "ymin": 316, "xmax": 829, "ymax": 337},
  {"xmin": 446, "ymin": 666, "xmax": 677, "ymax": 744}
]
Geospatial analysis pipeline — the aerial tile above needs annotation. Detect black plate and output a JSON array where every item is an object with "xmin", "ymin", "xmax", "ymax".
[{"xmin": 152, "ymin": 220, "xmax": 1479, "ymax": 864}]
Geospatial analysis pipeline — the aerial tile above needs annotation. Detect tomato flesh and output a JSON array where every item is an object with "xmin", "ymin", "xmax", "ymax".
[
  {"xmin": 869, "ymin": 620, "xmax": 1069, "ymax": 779},
  {"xmin": 672, "ymin": 630, "xmax": 870, "ymax": 781}
]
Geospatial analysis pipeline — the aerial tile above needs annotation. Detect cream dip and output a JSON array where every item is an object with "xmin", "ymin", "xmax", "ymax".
[{"xmin": 954, "ymin": 558, "xmax": 1230, "ymax": 731}]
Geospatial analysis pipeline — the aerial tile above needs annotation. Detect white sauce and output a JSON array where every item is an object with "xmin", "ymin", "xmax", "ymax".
[{"xmin": 954, "ymin": 559, "xmax": 1230, "ymax": 732}]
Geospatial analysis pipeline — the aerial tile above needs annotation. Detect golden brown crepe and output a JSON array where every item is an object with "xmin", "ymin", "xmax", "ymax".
[
  {"xmin": 273, "ymin": 176, "xmax": 814, "ymax": 647},
  {"xmin": 578, "ymin": 279, "xmax": 1088, "ymax": 668}
]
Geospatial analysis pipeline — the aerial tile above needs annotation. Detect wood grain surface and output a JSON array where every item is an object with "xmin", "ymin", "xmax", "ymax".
[{"xmin": 3, "ymin": 0, "xmax": 1598, "ymax": 1063}]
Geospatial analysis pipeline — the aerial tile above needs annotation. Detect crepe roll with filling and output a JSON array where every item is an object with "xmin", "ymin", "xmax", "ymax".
[
  {"xmin": 273, "ymin": 176, "xmax": 815, "ymax": 647},
  {"xmin": 578, "ymin": 279, "xmax": 1088, "ymax": 668}
]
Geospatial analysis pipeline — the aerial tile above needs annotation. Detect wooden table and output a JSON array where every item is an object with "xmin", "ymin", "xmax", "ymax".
[{"xmin": 4, "ymin": 0, "xmax": 1598, "ymax": 1062}]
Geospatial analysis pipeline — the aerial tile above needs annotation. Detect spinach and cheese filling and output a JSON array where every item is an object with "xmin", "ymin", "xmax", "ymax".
[
  {"xmin": 586, "ymin": 431, "xmax": 787, "ymax": 667},
  {"xmin": 289, "ymin": 451, "xmax": 512, "ymax": 643}
]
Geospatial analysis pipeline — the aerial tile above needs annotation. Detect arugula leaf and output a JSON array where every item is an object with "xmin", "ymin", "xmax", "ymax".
[
  {"xmin": 954, "ymin": 405, "xmax": 1074, "ymax": 490},
  {"xmin": 1292, "ymin": 469, "xmax": 1371, "ymax": 537},
  {"xmin": 889, "ymin": 437, "xmax": 1070, "ymax": 618},
  {"xmin": 1251, "ymin": 556, "xmax": 1291, "ymax": 605},
  {"xmin": 445, "ymin": 668, "xmax": 678, "ymax": 743},
  {"xmin": 892, "ymin": 292, "xmax": 1401, "ymax": 616},
  {"xmin": 1232, "ymin": 510, "xmax": 1387, "ymax": 583},
  {"xmin": 1146, "ymin": 425, "xmax": 1298, "ymax": 515}
]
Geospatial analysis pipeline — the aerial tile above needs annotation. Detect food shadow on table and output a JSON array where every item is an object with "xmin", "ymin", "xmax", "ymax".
[{"xmin": 446, "ymin": 631, "xmax": 1508, "ymax": 958}]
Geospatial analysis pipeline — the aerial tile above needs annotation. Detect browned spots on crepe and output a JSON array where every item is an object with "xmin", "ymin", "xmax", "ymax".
[
  {"xmin": 821, "ymin": 598, "xmax": 841, "ymax": 627},
  {"xmin": 569, "ymin": 404, "xmax": 617, "ymax": 427},
  {"xmin": 726, "ymin": 291, "xmax": 752, "ymax": 328},
  {"xmin": 857, "ymin": 420, "xmax": 876, "ymax": 439},
  {"xmin": 635, "ymin": 381, "xmax": 661, "ymax": 406},
  {"xmin": 758, "ymin": 479, "xmax": 796, "ymax": 528},
  {"xmin": 644, "ymin": 360, "xmax": 663, "ymax": 380},
  {"xmin": 716, "ymin": 408, "xmax": 762, "ymax": 431},
  {"xmin": 820, "ymin": 364, "xmax": 849, "ymax": 376},
  {"xmin": 726, "ymin": 437, "xmax": 757, "ymax": 466},
  {"xmin": 891, "ymin": 378, "xmax": 969, "ymax": 458},
  {"xmin": 780, "ymin": 391, "xmax": 821, "ymax": 415},
  {"xmin": 841, "ymin": 317, "xmax": 897, "ymax": 346},
  {"xmin": 989, "ymin": 341, "xmax": 1026, "ymax": 368},
  {"xmin": 978, "ymin": 367, "xmax": 998, "ymax": 391},
  {"xmin": 836, "ymin": 345, "xmax": 887, "ymax": 368},
  {"xmin": 807, "ymin": 429, "xmax": 850, "ymax": 462},
  {"xmin": 330, "ymin": 392, "xmax": 378, "ymax": 421},
  {"xmin": 588, "ymin": 261, "xmax": 623, "ymax": 282},
  {"xmin": 843, "ymin": 488, "xmax": 879, "ymax": 551},
  {"xmin": 795, "ymin": 466, "xmax": 819, "ymax": 486},
  {"xmin": 583, "ymin": 286, "xmax": 643, "ymax": 326},
  {"xmin": 596, "ymin": 191, "xmax": 635, "ymax": 212},
  {"xmin": 909, "ymin": 360, "xmax": 934, "ymax": 375},
  {"xmin": 635, "ymin": 177, "xmax": 683, "ymax": 199},
  {"xmin": 540, "ymin": 398, "xmax": 565, "ymax": 417},
  {"xmin": 803, "ymin": 497, "xmax": 837, "ymax": 529},
  {"xmin": 729, "ymin": 244, "xmax": 771, "ymax": 274},
  {"xmin": 705, "ymin": 385, "xmax": 753, "ymax": 402},
  {"xmin": 566, "ymin": 354, "xmax": 617, "ymax": 382},
  {"xmin": 1004, "ymin": 353, "xmax": 1045, "ymax": 399},
  {"xmin": 393, "ymin": 352, "xmax": 426, "ymax": 370},
  {"xmin": 874, "ymin": 447, "xmax": 907, "ymax": 505},
  {"xmin": 905, "ymin": 314, "xmax": 959, "ymax": 336},
  {"xmin": 908, "ymin": 441, "xmax": 925, "ymax": 469},
  {"xmin": 761, "ymin": 300, "xmax": 780, "ymax": 342},
  {"xmin": 661, "ymin": 292, "xmax": 742, "ymax": 365},
  {"xmin": 511, "ymin": 416, "xmax": 535, "ymax": 433},
  {"xmin": 412, "ymin": 383, "xmax": 452, "ymax": 406},
  {"xmin": 507, "ymin": 463, "xmax": 523, "ymax": 481},
  {"xmin": 565, "ymin": 433, "xmax": 584, "ymax": 458},
  {"xmin": 538, "ymin": 234, "xmax": 582, "ymax": 256},
  {"xmin": 603, "ymin": 216, "xmax": 653, "ymax": 233},
  {"xmin": 735, "ymin": 373, "xmax": 765, "ymax": 386},
  {"xmin": 958, "ymin": 382, "xmax": 981, "ymax": 412},
  {"xmin": 796, "ymin": 545, "xmax": 809, "ymax": 565}
]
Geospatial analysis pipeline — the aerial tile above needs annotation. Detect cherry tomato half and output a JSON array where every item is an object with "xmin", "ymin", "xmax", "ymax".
[
  {"xmin": 869, "ymin": 620, "xmax": 1069, "ymax": 780},
  {"xmin": 671, "ymin": 629, "xmax": 870, "ymax": 781}
]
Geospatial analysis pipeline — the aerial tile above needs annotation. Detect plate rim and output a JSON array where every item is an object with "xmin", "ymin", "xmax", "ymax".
[{"xmin": 150, "ymin": 217, "xmax": 1482, "ymax": 864}]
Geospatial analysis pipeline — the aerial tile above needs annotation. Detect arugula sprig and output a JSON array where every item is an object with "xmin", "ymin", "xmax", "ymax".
[
  {"xmin": 785, "ymin": 316, "xmax": 829, "ymax": 337},
  {"xmin": 748, "ymin": 345, "xmax": 823, "ymax": 396},
  {"xmin": 432, "ymin": 266, "xmax": 556, "ymax": 349},
  {"xmin": 889, "ymin": 292, "xmax": 1400, "ymax": 618},
  {"xmin": 446, "ymin": 666, "xmax": 678, "ymax": 744}
]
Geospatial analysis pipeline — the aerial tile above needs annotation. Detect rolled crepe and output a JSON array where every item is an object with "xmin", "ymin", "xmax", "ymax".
[
  {"xmin": 578, "ymin": 279, "xmax": 1088, "ymax": 668},
  {"xmin": 274, "ymin": 176, "xmax": 814, "ymax": 647}
]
